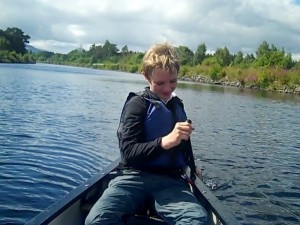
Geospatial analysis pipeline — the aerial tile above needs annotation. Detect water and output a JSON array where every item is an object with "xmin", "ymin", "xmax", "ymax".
[
  {"xmin": 181, "ymin": 85, "xmax": 300, "ymax": 224},
  {"xmin": 0, "ymin": 63, "xmax": 299, "ymax": 225}
]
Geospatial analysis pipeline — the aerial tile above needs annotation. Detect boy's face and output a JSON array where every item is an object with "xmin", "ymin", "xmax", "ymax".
[{"xmin": 145, "ymin": 68, "xmax": 178, "ymax": 102}]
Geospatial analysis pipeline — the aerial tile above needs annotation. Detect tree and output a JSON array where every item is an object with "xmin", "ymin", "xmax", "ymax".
[
  {"xmin": 3, "ymin": 27, "xmax": 30, "ymax": 54},
  {"xmin": 103, "ymin": 40, "xmax": 119, "ymax": 58},
  {"xmin": 176, "ymin": 46, "xmax": 194, "ymax": 65},
  {"xmin": 214, "ymin": 46, "xmax": 231, "ymax": 67},
  {"xmin": 255, "ymin": 41, "xmax": 295, "ymax": 69},
  {"xmin": 256, "ymin": 41, "xmax": 270, "ymax": 58},
  {"xmin": 67, "ymin": 49, "xmax": 86, "ymax": 62},
  {"xmin": 88, "ymin": 44, "xmax": 105, "ymax": 60},
  {"xmin": 193, "ymin": 43, "xmax": 206, "ymax": 65},
  {"xmin": 233, "ymin": 51, "xmax": 243, "ymax": 65},
  {"xmin": 0, "ymin": 36, "xmax": 10, "ymax": 50},
  {"xmin": 244, "ymin": 54, "xmax": 255, "ymax": 65},
  {"xmin": 88, "ymin": 40, "xmax": 119, "ymax": 60},
  {"xmin": 282, "ymin": 53, "xmax": 294, "ymax": 69},
  {"xmin": 121, "ymin": 45, "xmax": 129, "ymax": 54},
  {"xmin": 255, "ymin": 41, "xmax": 271, "ymax": 67}
]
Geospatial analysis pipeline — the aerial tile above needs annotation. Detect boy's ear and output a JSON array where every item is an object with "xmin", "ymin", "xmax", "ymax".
[{"xmin": 142, "ymin": 70, "xmax": 149, "ymax": 82}]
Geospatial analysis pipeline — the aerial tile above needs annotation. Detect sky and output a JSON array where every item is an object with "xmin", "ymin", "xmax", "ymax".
[{"xmin": 1, "ymin": 0, "xmax": 300, "ymax": 59}]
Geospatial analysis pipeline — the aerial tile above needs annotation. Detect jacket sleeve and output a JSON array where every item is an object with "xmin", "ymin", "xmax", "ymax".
[{"xmin": 118, "ymin": 95, "xmax": 164, "ymax": 165}]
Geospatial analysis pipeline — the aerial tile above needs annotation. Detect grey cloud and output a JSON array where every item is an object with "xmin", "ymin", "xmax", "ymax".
[{"xmin": 1, "ymin": 0, "xmax": 299, "ymax": 57}]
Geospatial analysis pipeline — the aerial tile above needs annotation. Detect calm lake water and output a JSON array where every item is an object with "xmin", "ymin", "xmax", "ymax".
[{"xmin": 0, "ymin": 63, "xmax": 299, "ymax": 225}]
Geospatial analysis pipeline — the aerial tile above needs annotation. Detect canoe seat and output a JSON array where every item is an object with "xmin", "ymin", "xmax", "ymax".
[
  {"xmin": 126, "ymin": 196, "xmax": 168, "ymax": 225},
  {"xmin": 127, "ymin": 215, "xmax": 167, "ymax": 225}
]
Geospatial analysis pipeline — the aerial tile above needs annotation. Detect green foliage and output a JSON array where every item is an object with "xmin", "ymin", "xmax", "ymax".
[
  {"xmin": 0, "ymin": 36, "xmax": 10, "ymax": 50},
  {"xmin": 21, "ymin": 53, "xmax": 35, "ymax": 63},
  {"xmin": 121, "ymin": 45, "xmax": 129, "ymax": 54},
  {"xmin": 294, "ymin": 61, "xmax": 300, "ymax": 69},
  {"xmin": 232, "ymin": 51, "xmax": 243, "ymax": 65},
  {"xmin": 244, "ymin": 54, "xmax": 256, "ymax": 65},
  {"xmin": 0, "ymin": 27, "xmax": 35, "ymax": 63},
  {"xmin": 202, "ymin": 56, "xmax": 218, "ymax": 67},
  {"xmin": 3, "ymin": 27, "xmax": 299, "ymax": 92},
  {"xmin": 176, "ymin": 46, "xmax": 194, "ymax": 65},
  {"xmin": 0, "ymin": 50, "xmax": 36, "ymax": 63},
  {"xmin": 66, "ymin": 49, "xmax": 88, "ymax": 64},
  {"xmin": 209, "ymin": 64, "xmax": 226, "ymax": 81},
  {"xmin": 35, "ymin": 51, "xmax": 55, "ymax": 61},
  {"xmin": 179, "ymin": 65, "xmax": 190, "ymax": 77},
  {"xmin": 88, "ymin": 40, "xmax": 119, "ymax": 61},
  {"xmin": 256, "ymin": 70, "xmax": 273, "ymax": 88},
  {"xmin": 214, "ymin": 46, "xmax": 232, "ymax": 67},
  {"xmin": 209, "ymin": 66, "xmax": 219, "ymax": 81},
  {"xmin": 0, "ymin": 27, "xmax": 30, "ymax": 54},
  {"xmin": 255, "ymin": 41, "xmax": 294, "ymax": 69},
  {"xmin": 193, "ymin": 43, "xmax": 206, "ymax": 65}
]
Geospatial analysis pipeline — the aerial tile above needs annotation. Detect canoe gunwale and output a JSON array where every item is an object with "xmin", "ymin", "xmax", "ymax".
[
  {"xmin": 193, "ymin": 179, "xmax": 238, "ymax": 225},
  {"xmin": 25, "ymin": 158, "xmax": 120, "ymax": 225},
  {"xmin": 26, "ymin": 157, "xmax": 239, "ymax": 225}
]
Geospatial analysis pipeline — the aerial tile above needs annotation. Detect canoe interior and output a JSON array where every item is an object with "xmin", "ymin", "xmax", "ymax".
[{"xmin": 26, "ymin": 158, "xmax": 238, "ymax": 225}]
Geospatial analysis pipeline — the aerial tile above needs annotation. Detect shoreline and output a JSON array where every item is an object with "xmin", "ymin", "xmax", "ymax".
[{"xmin": 181, "ymin": 74, "xmax": 300, "ymax": 95}]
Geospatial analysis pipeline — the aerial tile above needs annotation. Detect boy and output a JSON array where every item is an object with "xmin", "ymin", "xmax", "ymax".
[{"xmin": 85, "ymin": 42, "xmax": 208, "ymax": 225}]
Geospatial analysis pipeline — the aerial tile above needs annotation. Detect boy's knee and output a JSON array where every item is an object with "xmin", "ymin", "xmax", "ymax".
[
  {"xmin": 85, "ymin": 211, "xmax": 119, "ymax": 225},
  {"xmin": 84, "ymin": 212, "xmax": 95, "ymax": 225}
]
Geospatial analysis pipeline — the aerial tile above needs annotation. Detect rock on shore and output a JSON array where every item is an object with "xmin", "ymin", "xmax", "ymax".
[{"xmin": 181, "ymin": 74, "xmax": 300, "ymax": 95}]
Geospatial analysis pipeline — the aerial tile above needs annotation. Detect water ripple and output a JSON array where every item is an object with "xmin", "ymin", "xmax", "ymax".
[{"xmin": 1, "ymin": 64, "xmax": 300, "ymax": 225}]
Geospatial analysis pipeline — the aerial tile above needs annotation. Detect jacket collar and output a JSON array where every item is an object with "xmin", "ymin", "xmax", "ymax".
[{"xmin": 144, "ymin": 87, "xmax": 177, "ymax": 104}]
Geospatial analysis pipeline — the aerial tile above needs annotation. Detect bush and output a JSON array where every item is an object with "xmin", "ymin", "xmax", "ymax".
[
  {"xmin": 256, "ymin": 70, "xmax": 275, "ymax": 89},
  {"xmin": 209, "ymin": 65, "xmax": 224, "ymax": 81}
]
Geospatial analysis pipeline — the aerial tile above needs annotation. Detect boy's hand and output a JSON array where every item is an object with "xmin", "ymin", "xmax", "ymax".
[{"xmin": 160, "ymin": 121, "xmax": 194, "ymax": 150}]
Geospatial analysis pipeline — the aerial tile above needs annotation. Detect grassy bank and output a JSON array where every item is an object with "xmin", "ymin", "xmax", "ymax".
[{"xmin": 179, "ymin": 65, "xmax": 300, "ymax": 95}]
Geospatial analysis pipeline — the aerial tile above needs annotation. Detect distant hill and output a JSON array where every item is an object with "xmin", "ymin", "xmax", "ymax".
[{"xmin": 26, "ymin": 45, "xmax": 45, "ymax": 53}]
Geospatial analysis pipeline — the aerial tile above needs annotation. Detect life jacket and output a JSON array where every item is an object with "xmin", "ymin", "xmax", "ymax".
[
  {"xmin": 142, "ymin": 96, "xmax": 187, "ymax": 169},
  {"xmin": 120, "ymin": 91, "xmax": 188, "ymax": 170}
]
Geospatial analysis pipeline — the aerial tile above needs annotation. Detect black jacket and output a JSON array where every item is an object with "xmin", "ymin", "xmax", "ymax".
[{"xmin": 117, "ymin": 87, "xmax": 190, "ymax": 173}]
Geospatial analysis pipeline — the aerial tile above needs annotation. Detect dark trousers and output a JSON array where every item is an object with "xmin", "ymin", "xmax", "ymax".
[{"xmin": 85, "ymin": 170, "xmax": 209, "ymax": 225}]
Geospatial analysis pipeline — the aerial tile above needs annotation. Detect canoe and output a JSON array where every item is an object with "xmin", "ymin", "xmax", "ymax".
[{"xmin": 26, "ymin": 157, "xmax": 238, "ymax": 225}]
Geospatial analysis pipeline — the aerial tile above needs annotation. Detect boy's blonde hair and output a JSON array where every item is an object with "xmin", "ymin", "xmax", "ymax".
[{"xmin": 142, "ymin": 42, "xmax": 180, "ymax": 77}]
